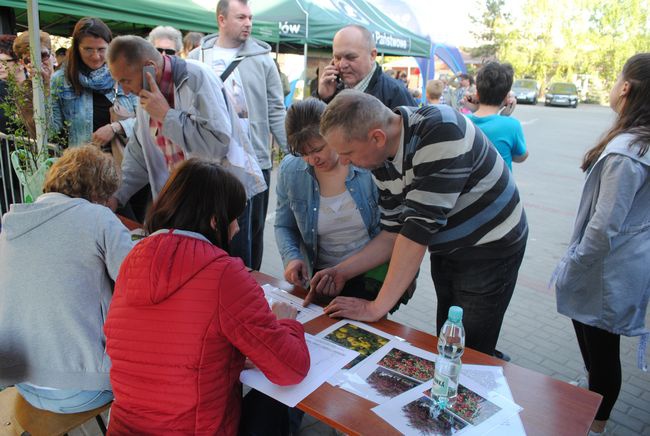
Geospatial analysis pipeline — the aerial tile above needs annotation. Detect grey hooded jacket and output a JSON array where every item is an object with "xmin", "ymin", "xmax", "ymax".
[
  {"xmin": 189, "ymin": 34, "xmax": 287, "ymax": 170},
  {"xmin": 0, "ymin": 193, "xmax": 134, "ymax": 389},
  {"xmin": 115, "ymin": 56, "xmax": 232, "ymax": 205}
]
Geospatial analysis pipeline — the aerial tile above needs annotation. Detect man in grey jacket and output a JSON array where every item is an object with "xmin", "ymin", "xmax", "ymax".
[
  {"xmin": 189, "ymin": 0, "xmax": 288, "ymax": 270},
  {"xmin": 105, "ymin": 35, "xmax": 232, "ymax": 212}
]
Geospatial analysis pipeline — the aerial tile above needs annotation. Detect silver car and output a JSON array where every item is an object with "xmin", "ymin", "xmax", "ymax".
[
  {"xmin": 545, "ymin": 82, "xmax": 579, "ymax": 108},
  {"xmin": 512, "ymin": 79, "xmax": 539, "ymax": 104}
]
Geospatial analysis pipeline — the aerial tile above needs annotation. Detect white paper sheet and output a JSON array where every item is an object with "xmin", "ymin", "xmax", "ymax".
[
  {"xmin": 316, "ymin": 319, "xmax": 400, "ymax": 385},
  {"xmin": 462, "ymin": 365, "xmax": 526, "ymax": 436},
  {"xmin": 261, "ymin": 284, "xmax": 324, "ymax": 324},
  {"xmin": 240, "ymin": 334, "xmax": 358, "ymax": 407},
  {"xmin": 372, "ymin": 375, "xmax": 522, "ymax": 436}
]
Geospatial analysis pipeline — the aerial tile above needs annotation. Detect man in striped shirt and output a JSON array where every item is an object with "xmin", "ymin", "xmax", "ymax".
[{"xmin": 308, "ymin": 90, "xmax": 528, "ymax": 356}]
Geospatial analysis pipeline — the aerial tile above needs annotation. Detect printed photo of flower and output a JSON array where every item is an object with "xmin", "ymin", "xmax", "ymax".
[
  {"xmin": 402, "ymin": 396, "xmax": 467, "ymax": 435},
  {"xmin": 448, "ymin": 384, "xmax": 501, "ymax": 426},
  {"xmin": 365, "ymin": 366, "xmax": 420, "ymax": 399},
  {"xmin": 324, "ymin": 323, "xmax": 390, "ymax": 369},
  {"xmin": 377, "ymin": 348, "xmax": 436, "ymax": 382}
]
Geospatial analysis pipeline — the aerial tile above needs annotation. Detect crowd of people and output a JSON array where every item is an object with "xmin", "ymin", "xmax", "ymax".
[{"xmin": 0, "ymin": 1, "xmax": 648, "ymax": 435}]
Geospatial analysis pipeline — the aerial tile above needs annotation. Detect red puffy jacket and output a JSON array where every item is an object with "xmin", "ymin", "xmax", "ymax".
[{"xmin": 104, "ymin": 230, "xmax": 310, "ymax": 435}]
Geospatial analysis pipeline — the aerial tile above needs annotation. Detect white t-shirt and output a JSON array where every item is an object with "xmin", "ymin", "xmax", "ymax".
[
  {"xmin": 209, "ymin": 45, "xmax": 250, "ymax": 135},
  {"xmin": 316, "ymin": 190, "xmax": 370, "ymax": 269}
]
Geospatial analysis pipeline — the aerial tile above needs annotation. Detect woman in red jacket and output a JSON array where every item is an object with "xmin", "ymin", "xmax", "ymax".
[{"xmin": 104, "ymin": 158, "xmax": 310, "ymax": 435}]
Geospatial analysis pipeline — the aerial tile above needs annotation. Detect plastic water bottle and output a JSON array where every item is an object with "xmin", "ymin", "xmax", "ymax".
[{"xmin": 432, "ymin": 306, "xmax": 465, "ymax": 409}]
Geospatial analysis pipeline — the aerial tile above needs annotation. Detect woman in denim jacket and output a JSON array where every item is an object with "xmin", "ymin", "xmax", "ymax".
[
  {"xmin": 51, "ymin": 17, "xmax": 137, "ymax": 151},
  {"xmin": 554, "ymin": 53, "xmax": 650, "ymax": 436},
  {"xmin": 275, "ymin": 98, "xmax": 386, "ymax": 303}
]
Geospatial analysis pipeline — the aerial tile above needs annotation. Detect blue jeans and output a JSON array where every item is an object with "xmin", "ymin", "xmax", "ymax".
[
  {"xmin": 430, "ymin": 244, "xmax": 526, "ymax": 355},
  {"xmin": 16, "ymin": 383, "xmax": 113, "ymax": 414},
  {"xmin": 231, "ymin": 169, "xmax": 271, "ymax": 270}
]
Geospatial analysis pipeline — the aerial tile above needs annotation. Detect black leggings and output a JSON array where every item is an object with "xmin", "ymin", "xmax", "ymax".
[{"xmin": 572, "ymin": 320, "xmax": 621, "ymax": 421}]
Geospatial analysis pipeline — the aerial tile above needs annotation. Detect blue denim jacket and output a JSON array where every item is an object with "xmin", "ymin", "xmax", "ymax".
[
  {"xmin": 51, "ymin": 68, "xmax": 138, "ymax": 147},
  {"xmin": 274, "ymin": 155, "xmax": 380, "ymax": 272}
]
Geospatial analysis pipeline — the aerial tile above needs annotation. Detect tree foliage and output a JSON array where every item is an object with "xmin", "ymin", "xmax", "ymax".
[{"xmin": 470, "ymin": 0, "xmax": 650, "ymax": 103}]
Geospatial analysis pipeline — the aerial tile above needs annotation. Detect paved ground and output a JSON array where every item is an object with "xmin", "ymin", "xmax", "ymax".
[{"xmin": 73, "ymin": 103, "xmax": 649, "ymax": 436}]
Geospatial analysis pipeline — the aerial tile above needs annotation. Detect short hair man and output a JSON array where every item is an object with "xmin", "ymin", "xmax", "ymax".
[
  {"xmin": 106, "ymin": 35, "xmax": 232, "ymax": 211},
  {"xmin": 315, "ymin": 24, "xmax": 415, "ymax": 109},
  {"xmin": 188, "ymin": 0, "xmax": 288, "ymax": 270},
  {"xmin": 310, "ymin": 90, "xmax": 528, "ymax": 357},
  {"xmin": 467, "ymin": 62, "xmax": 528, "ymax": 170},
  {"xmin": 148, "ymin": 25, "xmax": 183, "ymax": 56},
  {"xmin": 54, "ymin": 47, "xmax": 67, "ymax": 70}
]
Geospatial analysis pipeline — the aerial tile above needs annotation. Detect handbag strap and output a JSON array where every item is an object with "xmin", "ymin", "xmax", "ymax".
[{"xmin": 221, "ymin": 56, "xmax": 245, "ymax": 81}]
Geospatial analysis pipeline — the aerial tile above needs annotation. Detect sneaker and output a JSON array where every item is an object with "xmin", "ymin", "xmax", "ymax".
[
  {"xmin": 493, "ymin": 349, "xmax": 511, "ymax": 362},
  {"xmin": 569, "ymin": 376, "xmax": 589, "ymax": 389},
  {"xmin": 588, "ymin": 429, "xmax": 606, "ymax": 436}
]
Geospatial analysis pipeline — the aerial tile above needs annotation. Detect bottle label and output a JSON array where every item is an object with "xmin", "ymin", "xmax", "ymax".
[{"xmin": 433, "ymin": 372, "xmax": 449, "ymax": 397}]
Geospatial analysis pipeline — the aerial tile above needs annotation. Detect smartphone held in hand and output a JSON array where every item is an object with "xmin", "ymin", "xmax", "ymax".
[{"xmin": 142, "ymin": 65, "xmax": 155, "ymax": 92}]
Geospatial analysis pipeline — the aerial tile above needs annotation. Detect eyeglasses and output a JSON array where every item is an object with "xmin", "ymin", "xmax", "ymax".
[
  {"xmin": 156, "ymin": 47, "xmax": 177, "ymax": 56},
  {"xmin": 0, "ymin": 57, "xmax": 17, "ymax": 64},
  {"xmin": 294, "ymin": 144, "xmax": 326, "ymax": 157},
  {"xmin": 21, "ymin": 51, "xmax": 51, "ymax": 65},
  {"xmin": 80, "ymin": 47, "xmax": 108, "ymax": 56}
]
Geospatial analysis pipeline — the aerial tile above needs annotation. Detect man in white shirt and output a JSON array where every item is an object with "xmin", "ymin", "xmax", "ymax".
[{"xmin": 189, "ymin": 0, "xmax": 287, "ymax": 270}]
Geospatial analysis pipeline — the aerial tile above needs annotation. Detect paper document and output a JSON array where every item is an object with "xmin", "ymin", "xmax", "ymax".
[
  {"xmin": 261, "ymin": 284, "xmax": 324, "ymax": 324},
  {"xmin": 240, "ymin": 334, "xmax": 358, "ymax": 407}
]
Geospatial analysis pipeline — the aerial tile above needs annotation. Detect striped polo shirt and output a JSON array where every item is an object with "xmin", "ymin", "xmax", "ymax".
[{"xmin": 372, "ymin": 105, "xmax": 528, "ymax": 258}]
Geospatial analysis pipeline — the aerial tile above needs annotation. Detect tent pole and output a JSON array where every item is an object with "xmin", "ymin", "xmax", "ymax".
[
  {"xmin": 26, "ymin": 0, "xmax": 47, "ymax": 152},
  {"xmin": 276, "ymin": 40, "xmax": 280, "ymax": 59},
  {"xmin": 302, "ymin": 10, "xmax": 309, "ymax": 99}
]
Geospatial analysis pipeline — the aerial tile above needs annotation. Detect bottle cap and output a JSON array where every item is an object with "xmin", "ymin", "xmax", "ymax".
[{"xmin": 448, "ymin": 306, "xmax": 463, "ymax": 323}]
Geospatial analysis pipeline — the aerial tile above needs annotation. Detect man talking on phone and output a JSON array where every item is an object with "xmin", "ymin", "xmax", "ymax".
[
  {"xmin": 105, "ymin": 35, "xmax": 232, "ymax": 211},
  {"xmin": 314, "ymin": 25, "xmax": 415, "ymax": 109}
]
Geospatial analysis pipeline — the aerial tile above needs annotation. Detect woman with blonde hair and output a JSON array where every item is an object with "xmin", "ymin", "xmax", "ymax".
[
  {"xmin": 554, "ymin": 53, "xmax": 650, "ymax": 435},
  {"xmin": 0, "ymin": 145, "xmax": 134, "ymax": 412}
]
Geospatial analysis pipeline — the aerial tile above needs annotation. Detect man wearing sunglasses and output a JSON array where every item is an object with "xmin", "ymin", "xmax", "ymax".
[
  {"xmin": 188, "ymin": 0, "xmax": 287, "ymax": 271},
  {"xmin": 148, "ymin": 26, "xmax": 182, "ymax": 57}
]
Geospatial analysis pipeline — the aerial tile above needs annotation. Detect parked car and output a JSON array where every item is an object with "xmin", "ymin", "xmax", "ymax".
[
  {"xmin": 512, "ymin": 79, "xmax": 539, "ymax": 104},
  {"xmin": 544, "ymin": 82, "xmax": 579, "ymax": 108}
]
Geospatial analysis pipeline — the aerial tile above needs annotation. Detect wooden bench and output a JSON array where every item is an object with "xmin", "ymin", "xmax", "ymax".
[{"xmin": 0, "ymin": 387, "xmax": 110, "ymax": 436}]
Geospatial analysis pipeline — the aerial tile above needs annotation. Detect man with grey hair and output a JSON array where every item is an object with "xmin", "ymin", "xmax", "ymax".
[
  {"xmin": 309, "ymin": 90, "xmax": 528, "ymax": 359},
  {"xmin": 189, "ymin": 0, "xmax": 288, "ymax": 270},
  {"xmin": 105, "ymin": 35, "xmax": 232, "ymax": 212},
  {"xmin": 315, "ymin": 24, "xmax": 415, "ymax": 109},
  {"xmin": 148, "ymin": 25, "xmax": 183, "ymax": 56}
]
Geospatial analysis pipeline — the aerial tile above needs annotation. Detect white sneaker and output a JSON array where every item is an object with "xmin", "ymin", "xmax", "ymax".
[
  {"xmin": 588, "ymin": 429, "xmax": 606, "ymax": 436},
  {"xmin": 569, "ymin": 375, "xmax": 588, "ymax": 389}
]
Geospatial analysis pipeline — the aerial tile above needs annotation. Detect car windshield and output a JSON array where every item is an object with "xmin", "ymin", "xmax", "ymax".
[
  {"xmin": 550, "ymin": 83, "xmax": 577, "ymax": 94},
  {"xmin": 514, "ymin": 80, "xmax": 536, "ymax": 89}
]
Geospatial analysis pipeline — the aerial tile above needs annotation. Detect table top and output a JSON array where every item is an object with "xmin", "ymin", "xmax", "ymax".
[{"xmin": 252, "ymin": 271, "xmax": 602, "ymax": 436}]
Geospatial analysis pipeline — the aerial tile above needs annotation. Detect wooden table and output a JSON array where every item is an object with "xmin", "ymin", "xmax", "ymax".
[{"xmin": 252, "ymin": 271, "xmax": 602, "ymax": 436}]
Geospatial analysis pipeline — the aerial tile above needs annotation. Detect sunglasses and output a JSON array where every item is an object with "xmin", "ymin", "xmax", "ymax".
[
  {"xmin": 156, "ymin": 47, "xmax": 176, "ymax": 56},
  {"xmin": 22, "ymin": 51, "xmax": 51, "ymax": 65}
]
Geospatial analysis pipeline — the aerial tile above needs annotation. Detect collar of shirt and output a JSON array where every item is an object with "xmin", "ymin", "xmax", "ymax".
[{"xmin": 352, "ymin": 62, "xmax": 377, "ymax": 92}]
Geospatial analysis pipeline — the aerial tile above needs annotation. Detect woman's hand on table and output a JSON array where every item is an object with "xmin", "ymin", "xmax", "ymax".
[
  {"xmin": 324, "ymin": 297, "xmax": 383, "ymax": 322},
  {"xmin": 284, "ymin": 259, "xmax": 309, "ymax": 288},
  {"xmin": 272, "ymin": 301, "xmax": 298, "ymax": 320}
]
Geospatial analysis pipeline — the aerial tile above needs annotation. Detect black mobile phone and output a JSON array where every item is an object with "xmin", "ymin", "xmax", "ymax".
[{"xmin": 142, "ymin": 65, "xmax": 156, "ymax": 91}]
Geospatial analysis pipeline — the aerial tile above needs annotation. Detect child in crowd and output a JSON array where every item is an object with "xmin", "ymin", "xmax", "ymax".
[{"xmin": 466, "ymin": 62, "xmax": 528, "ymax": 171}]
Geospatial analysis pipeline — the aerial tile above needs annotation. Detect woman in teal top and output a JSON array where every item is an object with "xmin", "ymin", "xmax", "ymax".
[{"xmin": 51, "ymin": 17, "xmax": 137, "ymax": 150}]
